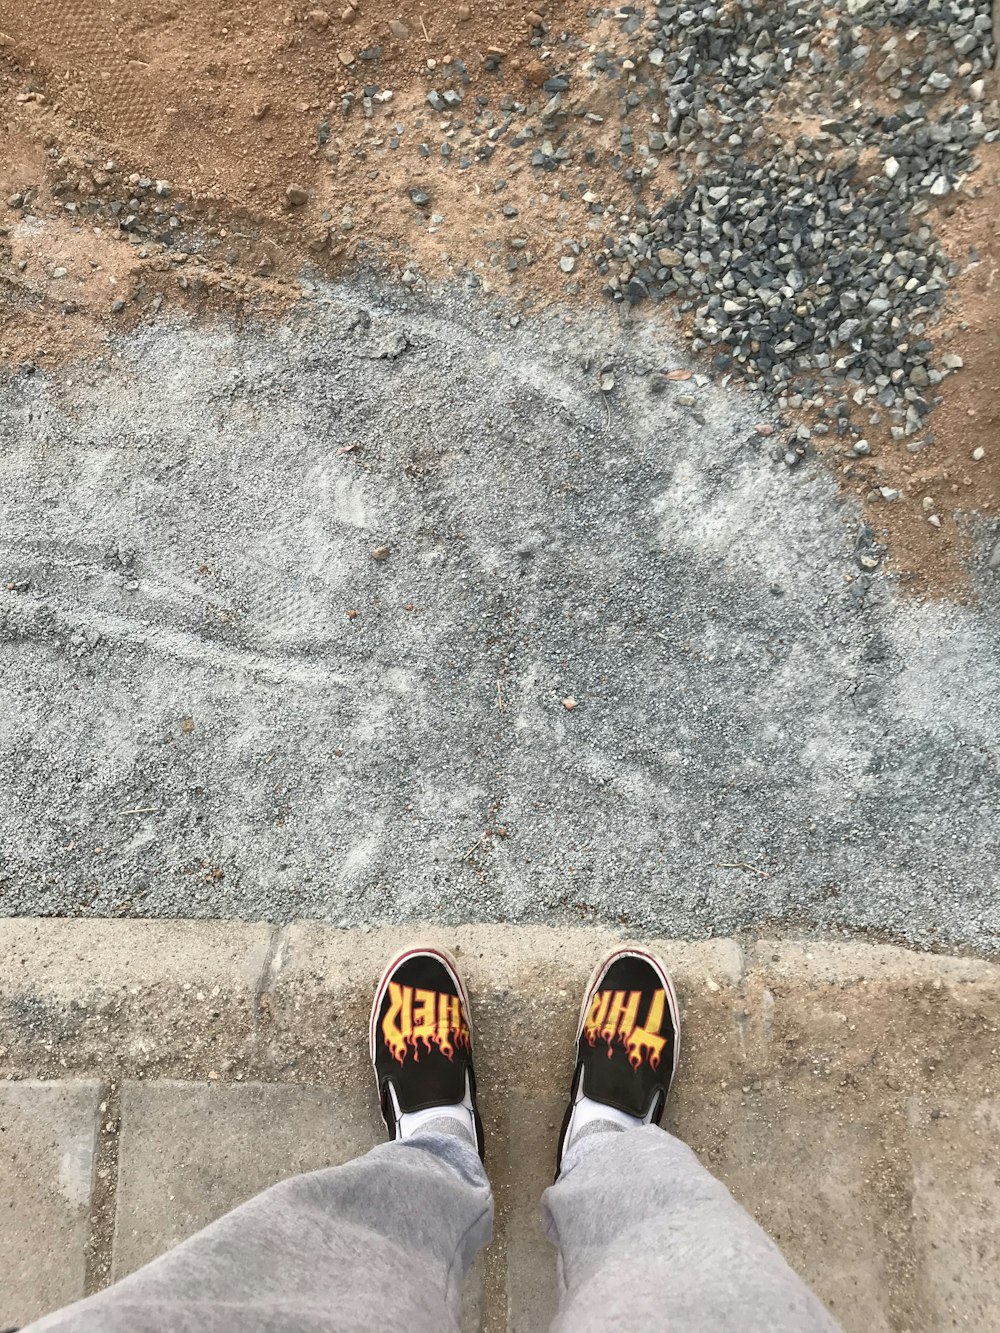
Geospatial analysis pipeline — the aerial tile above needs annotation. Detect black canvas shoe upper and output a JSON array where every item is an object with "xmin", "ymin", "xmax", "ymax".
[
  {"xmin": 556, "ymin": 948, "xmax": 680, "ymax": 1173},
  {"xmin": 370, "ymin": 947, "xmax": 484, "ymax": 1159}
]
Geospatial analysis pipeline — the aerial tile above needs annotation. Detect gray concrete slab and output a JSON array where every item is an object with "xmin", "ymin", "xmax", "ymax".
[
  {"xmin": 906, "ymin": 1094, "xmax": 1000, "ymax": 1331},
  {"xmin": 705, "ymin": 1097, "xmax": 896, "ymax": 1333},
  {"xmin": 0, "ymin": 1080, "xmax": 102, "ymax": 1327},
  {"xmin": 112, "ymin": 1080, "xmax": 383, "ymax": 1279},
  {"xmin": 497, "ymin": 1091, "xmax": 562, "ymax": 1333}
]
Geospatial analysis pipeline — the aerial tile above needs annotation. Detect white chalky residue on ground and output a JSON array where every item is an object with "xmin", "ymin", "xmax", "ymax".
[{"xmin": 0, "ymin": 278, "xmax": 998, "ymax": 951}]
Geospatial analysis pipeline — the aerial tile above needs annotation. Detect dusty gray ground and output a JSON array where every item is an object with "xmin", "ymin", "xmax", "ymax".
[{"xmin": 1, "ymin": 277, "xmax": 998, "ymax": 951}]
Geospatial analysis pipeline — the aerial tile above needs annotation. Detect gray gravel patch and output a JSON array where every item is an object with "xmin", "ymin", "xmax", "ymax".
[
  {"xmin": 1, "ymin": 278, "xmax": 998, "ymax": 953},
  {"xmin": 581, "ymin": 0, "xmax": 999, "ymax": 447}
]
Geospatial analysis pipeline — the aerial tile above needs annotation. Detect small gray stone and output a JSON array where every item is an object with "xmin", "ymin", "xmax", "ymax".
[{"xmin": 369, "ymin": 330, "xmax": 409, "ymax": 360}]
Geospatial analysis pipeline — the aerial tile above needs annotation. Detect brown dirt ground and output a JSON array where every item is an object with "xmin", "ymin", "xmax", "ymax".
[{"xmin": 0, "ymin": 0, "xmax": 997, "ymax": 596}]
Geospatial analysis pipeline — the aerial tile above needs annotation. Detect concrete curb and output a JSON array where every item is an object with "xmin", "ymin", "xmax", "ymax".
[
  {"xmin": 2, "ymin": 918, "xmax": 996, "ymax": 1003},
  {"xmin": 3, "ymin": 918, "xmax": 996, "ymax": 1088},
  {"xmin": 2, "ymin": 918, "xmax": 276, "ymax": 999}
]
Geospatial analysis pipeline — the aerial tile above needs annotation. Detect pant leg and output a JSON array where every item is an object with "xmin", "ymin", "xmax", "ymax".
[
  {"xmin": 542, "ymin": 1124, "xmax": 841, "ymax": 1333},
  {"xmin": 26, "ymin": 1129, "xmax": 493, "ymax": 1333}
]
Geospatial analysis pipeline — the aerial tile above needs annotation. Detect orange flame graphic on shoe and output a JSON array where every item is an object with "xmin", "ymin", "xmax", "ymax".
[
  {"xmin": 583, "ymin": 988, "xmax": 666, "ymax": 1070},
  {"xmin": 381, "ymin": 983, "xmax": 471, "ymax": 1065}
]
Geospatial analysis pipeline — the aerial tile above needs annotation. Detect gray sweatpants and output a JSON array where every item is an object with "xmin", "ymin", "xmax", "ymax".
[{"xmin": 26, "ymin": 1123, "xmax": 840, "ymax": 1332}]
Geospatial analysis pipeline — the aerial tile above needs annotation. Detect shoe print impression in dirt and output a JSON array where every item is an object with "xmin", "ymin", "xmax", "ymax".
[{"xmin": 0, "ymin": 0, "xmax": 997, "ymax": 951}]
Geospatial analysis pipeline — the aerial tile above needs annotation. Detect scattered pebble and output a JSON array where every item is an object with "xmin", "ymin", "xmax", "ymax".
[{"xmin": 584, "ymin": 0, "xmax": 997, "ymax": 433}]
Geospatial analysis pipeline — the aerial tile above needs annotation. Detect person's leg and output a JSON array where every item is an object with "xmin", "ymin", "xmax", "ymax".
[
  {"xmin": 25, "ymin": 946, "xmax": 492, "ymax": 1333},
  {"xmin": 28, "ymin": 1126, "xmax": 490, "ymax": 1333},
  {"xmin": 544, "ymin": 1124, "xmax": 839, "ymax": 1332},
  {"xmin": 542, "ymin": 948, "xmax": 841, "ymax": 1333}
]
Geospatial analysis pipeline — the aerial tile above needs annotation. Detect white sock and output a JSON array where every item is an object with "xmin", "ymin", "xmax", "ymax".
[
  {"xmin": 569, "ymin": 1094, "xmax": 644, "ymax": 1139},
  {"xmin": 389, "ymin": 1082, "xmax": 477, "ymax": 1146}
]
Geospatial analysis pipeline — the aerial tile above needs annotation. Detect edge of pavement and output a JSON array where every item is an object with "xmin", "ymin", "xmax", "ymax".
[
  {"xmin": 2, "ymin": 920, "xmax": 998, "ymax": 1333},
  {"xmin": 6, "ymin": 917, "xmax": 998, "ymax": 993},
  {"xmin": 2, "ymin": 917, "xmax": 997, "ymax": 1083}
]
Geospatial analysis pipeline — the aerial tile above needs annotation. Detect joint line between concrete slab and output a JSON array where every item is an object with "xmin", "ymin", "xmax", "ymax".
[
  {"xmin": 254, "ymin": 923, "xmax": 289, "ymax": 1014},
  {"xmin": 83, "ymin": 1079, "xmax": 121, "ymax": 1296}
]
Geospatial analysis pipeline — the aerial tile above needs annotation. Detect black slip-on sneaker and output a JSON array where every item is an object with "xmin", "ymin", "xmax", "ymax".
[
  {"xmin": 555, "ymin": 946, "xmax": 680, "ymax": 1175},
  {"xmin": 370, "ymin": 945, "xmax": 485, "ymax": 1161}
]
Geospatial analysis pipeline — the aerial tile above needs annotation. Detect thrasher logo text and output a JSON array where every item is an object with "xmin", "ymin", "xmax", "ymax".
[
  {"xmin": 584, "ymin": 988, "xmax": 667, "ymax": 1070},
  {"xmin": 382, "ymin": 983, "xmax": 471, "ymax": 1064}
]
